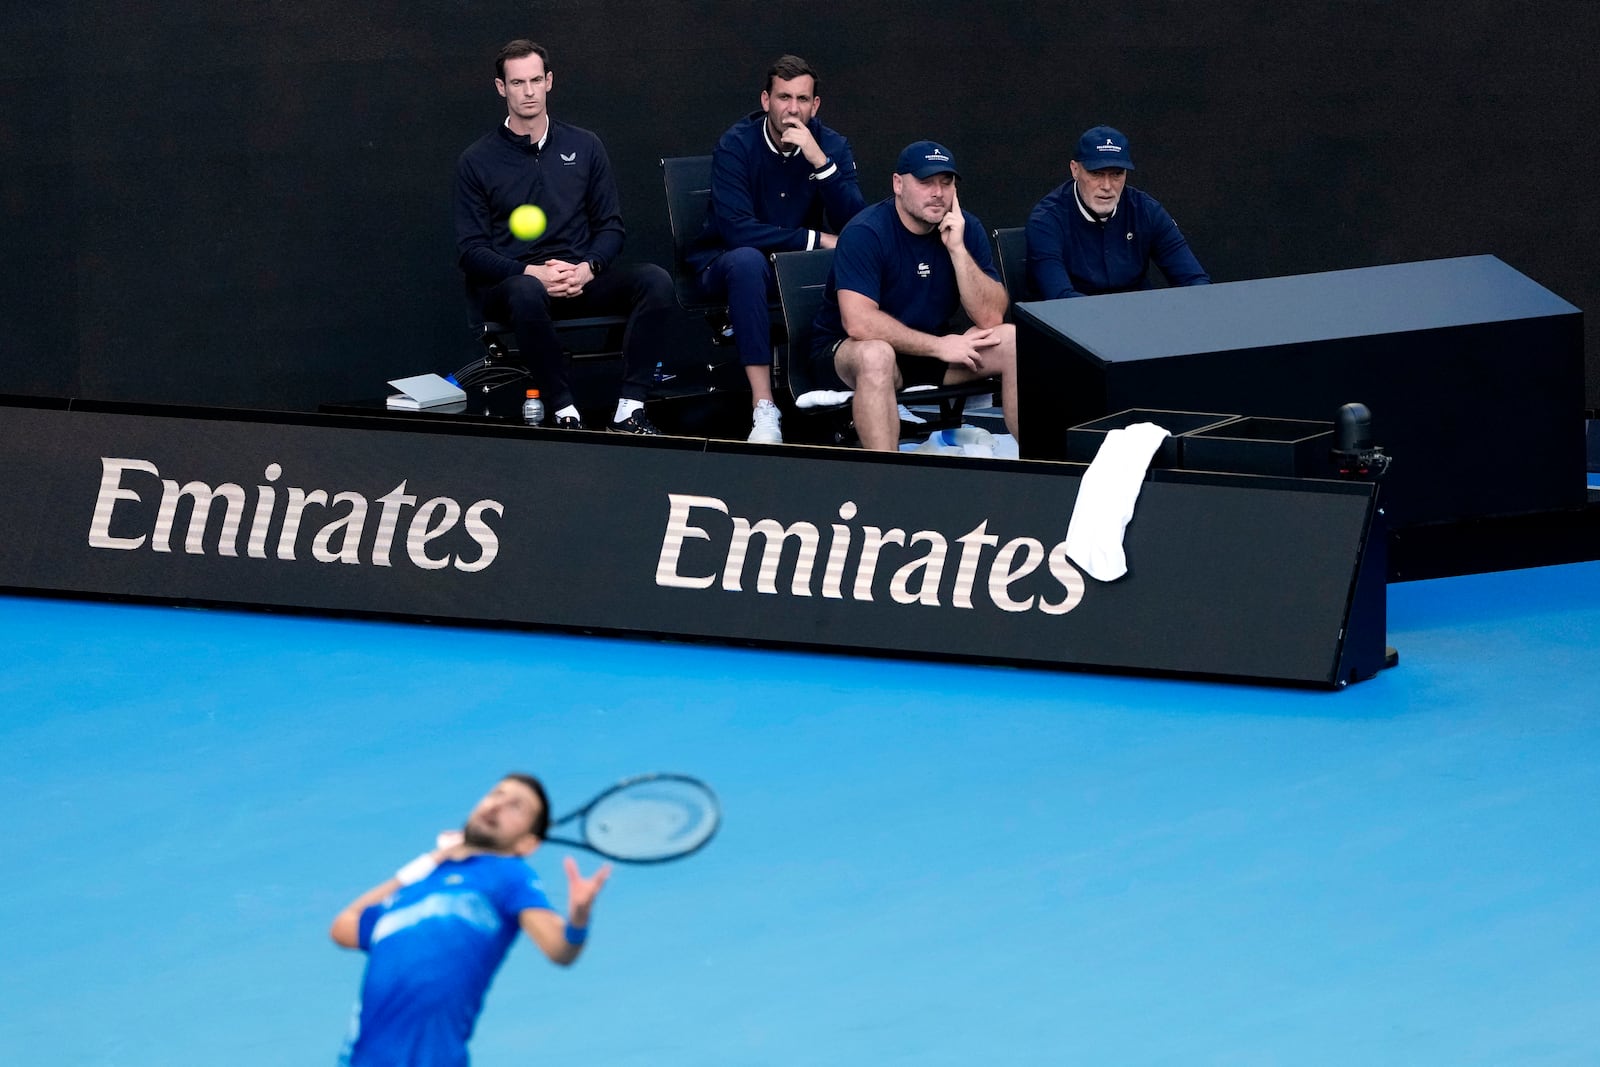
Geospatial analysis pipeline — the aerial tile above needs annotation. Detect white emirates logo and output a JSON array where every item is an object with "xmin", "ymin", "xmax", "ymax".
[
  {"xmin": 87, "ymin": 458, "xmax": 504, "ymax": 572},
  {"xmin": 654, "ymin": 494, "xmax": 1085, "ymax": 615}
]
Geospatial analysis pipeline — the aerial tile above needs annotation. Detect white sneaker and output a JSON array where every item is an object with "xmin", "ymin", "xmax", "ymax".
[{"xmin": 747, "ymin": 399, "xmax": 783, "ymax": 444}]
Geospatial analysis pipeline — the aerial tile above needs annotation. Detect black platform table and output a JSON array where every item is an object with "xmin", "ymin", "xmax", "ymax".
[{"xmin": 1015, "ymin": 255, "xmax": 1585, "ymax": 530}]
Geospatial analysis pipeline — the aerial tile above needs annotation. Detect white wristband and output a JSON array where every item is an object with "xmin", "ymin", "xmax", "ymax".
[{"xmin": 395, "ymin": 852, "xmax": 438, "ymax": 886}]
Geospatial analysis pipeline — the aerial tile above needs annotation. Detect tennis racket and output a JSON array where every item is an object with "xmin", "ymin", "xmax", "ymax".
[{"xmin": 544, "ymin": 773, "xmax": 720, "ymax": 864}]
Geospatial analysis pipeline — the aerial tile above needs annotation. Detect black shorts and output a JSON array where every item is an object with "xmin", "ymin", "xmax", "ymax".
[{"xmin": 807, "ymin": 337, "xmax": 948, "ymax": 393}]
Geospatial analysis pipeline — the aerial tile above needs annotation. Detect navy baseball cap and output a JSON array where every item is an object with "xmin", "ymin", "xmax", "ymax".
[
  {"xmin": 1074, "ymin": 126, "xmax": 1135, "ymax": 171},
  {"xmin": 896, "ymin": 140, "xmax": 960, "ymax": 180}
]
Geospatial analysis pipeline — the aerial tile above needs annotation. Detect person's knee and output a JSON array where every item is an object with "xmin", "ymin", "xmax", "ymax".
[
  {"xmin": 847, "ymin": 340, "xmax": 898, "ymax": 390},
  {"xmin": 634, "ymin": 264, "xmax": 675, "ymax": 309},
  {"xmin": 993, "ymin": 324, "xmax": 1017, "ymax": 370},
  {"xmin": 499, "ymin": 274, "xmax": 552, "ymax": 320},
  {"xmin": 722, "ymin": 247, "xmax": 769, "ymax": 290}
]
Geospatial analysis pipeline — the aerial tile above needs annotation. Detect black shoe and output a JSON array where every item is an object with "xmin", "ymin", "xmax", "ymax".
[
  {"xmin": 553, "ymin": 413, "xmax": 586, "ymax": 430},
  {"xmin": 608, "ymin": 409, "xmax": 661, "ymax": 435}
]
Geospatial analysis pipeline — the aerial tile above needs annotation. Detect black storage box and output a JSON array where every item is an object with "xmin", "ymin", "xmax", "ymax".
[
  {"xmin": 1065, "ymin": 408, "xmax": 1239, "ymax": 466},
  {"xmin": 1181, "ymin": 416, "xmax": 1335, "ymax": 477}
]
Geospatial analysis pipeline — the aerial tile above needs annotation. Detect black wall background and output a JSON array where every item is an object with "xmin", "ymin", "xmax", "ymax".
[{"xmin": 3, "ymin": 0, "xmax": 1596, "ymax": 411}]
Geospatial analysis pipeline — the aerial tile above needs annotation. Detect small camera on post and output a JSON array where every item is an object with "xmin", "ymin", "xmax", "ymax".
[{"xmin": 1332, "ymin": 402, "xmax": 1392, "ymax": 479}]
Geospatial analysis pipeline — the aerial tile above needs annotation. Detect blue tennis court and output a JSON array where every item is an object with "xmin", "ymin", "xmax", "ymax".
[{"xmin": 3, "ymin": 558, "xmax": 1599, "ymax": 1064}]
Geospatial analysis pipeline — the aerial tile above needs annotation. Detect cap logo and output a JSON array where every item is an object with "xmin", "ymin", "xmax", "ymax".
[
  {"xmin": 925, "ymin": 150, "xmax": 950, "ymax": 162},
  {"xmin": 1096, "ymin": 140, "xmax": 1122, "ymax": 154}
]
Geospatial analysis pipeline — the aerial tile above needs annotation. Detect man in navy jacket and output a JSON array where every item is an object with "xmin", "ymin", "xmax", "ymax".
[
  {"xmin": 1025, "ymin": 126, "xmax": 1209, "ymax": 301},
  {"xmin": 456, "ymin": 39, "xmax": 674, "ymax": 433},
  {"xmin": 687, "ymin": 55, "xmax": 865, "ymax": 444}
]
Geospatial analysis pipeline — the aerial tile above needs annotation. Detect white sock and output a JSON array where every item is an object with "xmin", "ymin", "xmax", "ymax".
[
  {"xmin": 554, "ymin": 404, "xmax": 580, "ymax": 420},
  {"xmin": 614, "ymin": 398, "xmax": 644, "ymax": 422}
]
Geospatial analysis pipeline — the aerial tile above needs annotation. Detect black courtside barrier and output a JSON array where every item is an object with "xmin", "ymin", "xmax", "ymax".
[{"xmin": 0, "ymin": 397, "xmax": 1387, "ymax": 688}]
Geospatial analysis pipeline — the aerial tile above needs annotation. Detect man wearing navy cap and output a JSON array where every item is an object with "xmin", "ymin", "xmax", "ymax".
[
  {"xmin": 810, "ymin": 140, "xmax": 1018, "ymax": 451},
  {"xmin": 1025, "ymin": 125, "xmax": 1209, "ymax": 299}
]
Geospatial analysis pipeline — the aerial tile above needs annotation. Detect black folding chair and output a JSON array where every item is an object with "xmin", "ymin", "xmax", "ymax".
[
  {"xmin": 659, "ymin": 154, "xmax": 786, "ymax": 358},
  {"xmin": 660, "ymin": 155, "xmax": 719, "ymax": 313},
  {"xmin": 991, "ymin": 226, "xmax": 1032, "ymax": 308},
  {"xmin": 460, "ymin": 274, "xmax": 629, "ymax": 393}
]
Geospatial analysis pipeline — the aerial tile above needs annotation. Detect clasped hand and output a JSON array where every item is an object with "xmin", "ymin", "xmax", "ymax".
[{"xmin": 525, "ymin": 259, "xmax": 592, "ymax": 297}]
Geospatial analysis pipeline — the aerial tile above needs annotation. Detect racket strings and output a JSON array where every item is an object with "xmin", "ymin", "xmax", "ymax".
[{"xmin": 577, "ymin": 779, "xmax": 719, "ymax": 862}]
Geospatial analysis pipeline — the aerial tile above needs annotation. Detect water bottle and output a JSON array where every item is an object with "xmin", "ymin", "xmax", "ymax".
[
  {"xmin": 916, "ymin": 425, "xmax": 996, "ymax": 456},
  {"xmin": 521, "ymin": 388, "xmax": 545, "ymax": 426}
]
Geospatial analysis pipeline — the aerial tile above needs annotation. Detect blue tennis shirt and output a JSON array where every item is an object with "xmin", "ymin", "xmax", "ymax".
[{"xmin": 340, "ymin": 854, "xmax": 554, "ymax": 1066}]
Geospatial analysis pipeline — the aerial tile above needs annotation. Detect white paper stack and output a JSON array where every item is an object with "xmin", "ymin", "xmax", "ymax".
[{"xmin": 386, "ymin": 373, "xmax": 467, "ymax": 410}]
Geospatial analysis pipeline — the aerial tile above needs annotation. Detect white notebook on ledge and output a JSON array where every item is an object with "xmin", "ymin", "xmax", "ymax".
[{"xmin": 386, "ymin": 373, "xmax": 467, "ymax": 410}]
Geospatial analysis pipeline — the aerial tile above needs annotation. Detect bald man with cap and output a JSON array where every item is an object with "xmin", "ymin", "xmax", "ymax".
[
  {"xmin": 1025, "ymin": 125, "xmax": 1209, "ymax": 300},
  {"xmin": 809, "ymin": 140, "xmax": 1018, "ymax": 451}
]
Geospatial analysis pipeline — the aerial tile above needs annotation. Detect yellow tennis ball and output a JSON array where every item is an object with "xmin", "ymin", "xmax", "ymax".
[{"xmin": 508, "ymin": 204, "xmax": 547, "ymax": 241}]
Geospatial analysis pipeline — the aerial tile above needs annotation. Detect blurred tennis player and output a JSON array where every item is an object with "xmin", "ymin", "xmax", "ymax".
[{"xmin": 331, "ymin": 773, "xmax": 611, "ymax": 1065}]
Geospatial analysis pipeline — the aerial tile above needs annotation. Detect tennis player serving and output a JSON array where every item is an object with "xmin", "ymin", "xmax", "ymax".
[{"xmin": 331, "ymin": 773, "xmax": 610, "ymax": 1065}]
